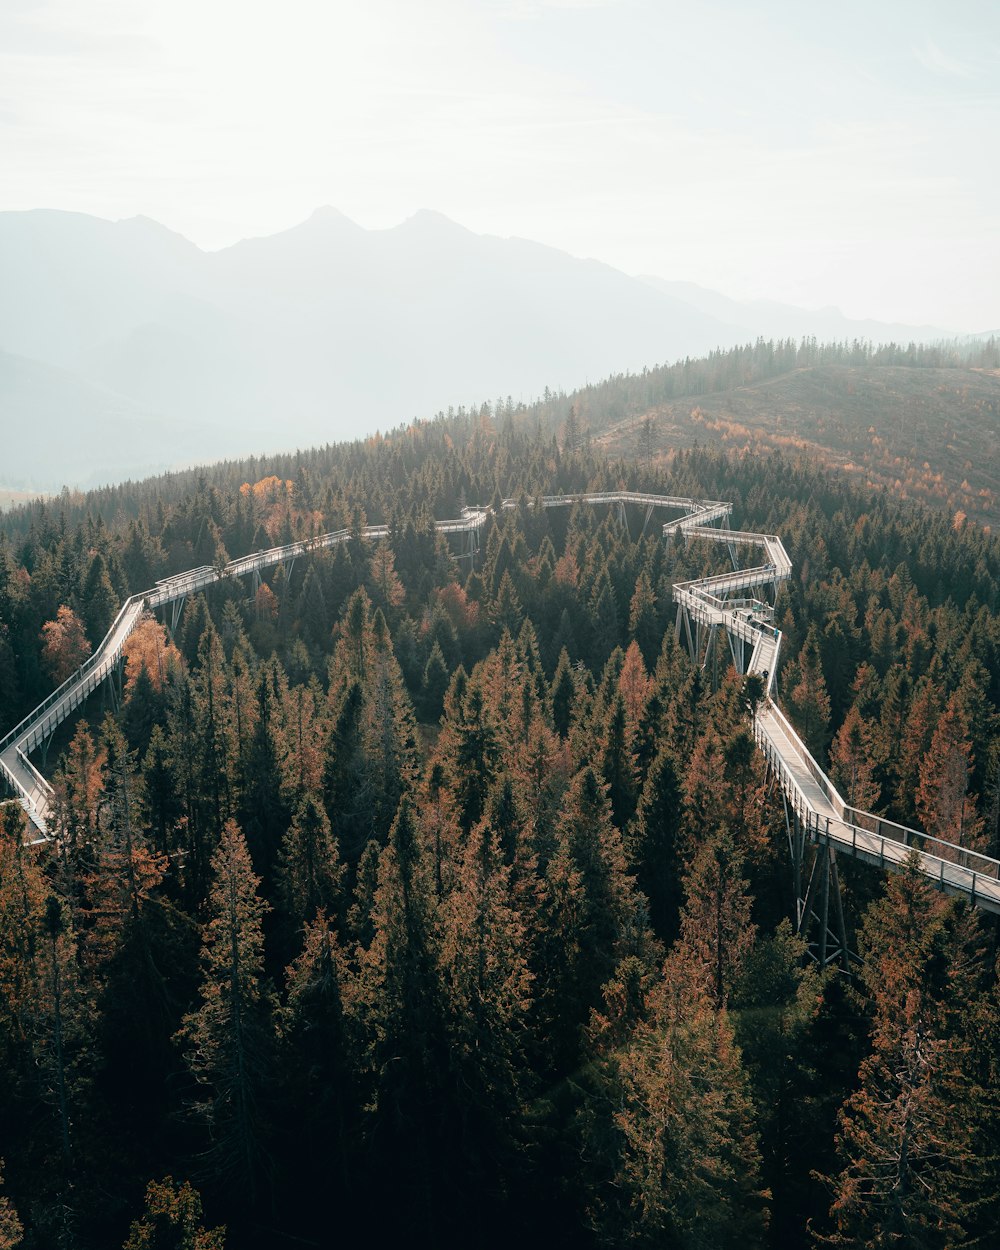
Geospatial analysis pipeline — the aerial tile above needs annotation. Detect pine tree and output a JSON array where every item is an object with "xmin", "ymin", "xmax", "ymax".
[
  {"xmin": 585, "ymin": 948, "xmax": 768, "ymax": 1248},
  {"xmin": 628, "ymin": 744, "xmax": 684, "ymax": 944},
  {"xmin": 419, "ymin": 641, "xmax": 449, "ymax": 722},
  {"xmin": 789, "ymin": 624, "xmax": 832, "ymax": 761},
  {"xmin": 122, "ymin": 1176, "xmax": 225, "ymax": 1250},
  {"xmin": 35, "ymin": 894, "xmax": 91, "ymax": 1175},
  {"xmin": 549, "ymin": 647, "xmax": 576, "ymax": 738},
  {"xmin": 353, "ymin": 800, "xmax": 448, "ymax": 1235},
  {"xmin": 277, "ymin": 796, "xmax": 344, "ymax": 926},
  {"xmin": 237, "ymin": 666, "xmax": 290, "ymax": 883},
  {"xmin": 0, "ymin": 1161, "xmax": 22, "ymax": 1250},
  {"xmin": 539, "ymin": 767, "xmax": 650, "ymax": 1067},
  {"xmin": 915, "ymin": 692, "xmax": 985, "ymax": 854},
  {"xmin": 490, "ymin": 569, "xmax": 523, "ymax": 636},
  {"xmin": 322, "ymin": 681, "xmax": 369, "ymax": 863},
  {"xmin": 438, "ymin": 819, "xmax": 532, "ymax": 1200},
  {"xmin": 676, "ymin": 826, "xmax": 756, "ymax": 1007},
  {"xmin": 731, "ymin": 923, "xmax": 829, "ymax": 1249},
  {"xmin": 893, "ymin": 678, "xmax": 941, "ymax": 826},
  {"xmin": 367, "ymin": 544, "xmax": 406, "ymax": 615},
  {"xmin": 829, "ymin": 704, "xmax": 882, "ymax": 811},
  {"xmin": 81, "ymin": 551, "xmax": 119, "ymax": 646},
  {"xmin": 599, "ymin": 692, "xmax": 638, "ymax": 832},
  {"xmin": 277, "ymin": 914, "xmax": 355, "ymax": 1222},
  {"xmin": 191, "ymin": 623, "xmax": 233, "ymax": 844},
  {"xmin": 362, "ymin": 611, "xmax": 419, "ymax": 845},
  {"xmin": 448, "ymin": 683, "xmax": 501, "ymax": 833},
  {"xmin": 0, "ymin": 805, "xmax": 46, "ymax": 1054},
  {"xmin": 39, "ymin": 605, "xmax": 92, "ymax": 685},
  {"xmin": 297, "ymin": 566, "xmax": 328, "ymax": 651},
  {"xmin": 52, "ymin": 724, "xmax": 105, "ymax": 867},
  {"xmin": 628, "ymin": 570, "xmax": 659, "ymax": 667},
  {"xmin": 178, "ymin": 821, "xmax": 273, "ymax": 1197},
  {"xmin": 823, "ymin": 858, "xmax": 987, "ymax": 1248}
]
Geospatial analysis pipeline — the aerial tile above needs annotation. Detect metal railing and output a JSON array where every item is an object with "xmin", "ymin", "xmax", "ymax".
[{"xmin": 8, "ymin": 487, "xmax": 999, "ymax": 911}]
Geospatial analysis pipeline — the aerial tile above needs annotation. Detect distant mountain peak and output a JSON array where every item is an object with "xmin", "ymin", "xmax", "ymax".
[
  {"xmin": 117, "ymin": 214, "xmax": 201, "ymax": 250},
  {"xmin": 396, "ymin": 208, "xmax": 468, "ymax": 234},
  {"xmin": 303, "ymin": 205, "xmax": 359, "ymax": 229}
]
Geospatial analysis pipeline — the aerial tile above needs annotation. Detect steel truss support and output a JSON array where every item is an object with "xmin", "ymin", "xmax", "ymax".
[
  {"xmin": 102, "ymin": 657, "xmax": 124, "ymax": 716},
  {"xmin": 783, "ymin": 795, "xmax": 851, "ymax": 973},
  {"xmin": 170, "ymin": 594, "xmax": 186, "ymax": 634},
  {"xmin": 727, "ymin": 626, "xmax": 745, "ymax": 676},
  {"xmin": 615, "ymin": 500, "xmax": 631, "ymax": 539},
  {"xmin": 677, "ymin": 605, "xmax": 721, "ymax": 688},
  {"xmin": 722, "ymin": 516, "xmax": 739, "ymax": 571},
  {"xmin": 678, "ymin": 604, "xmax": 696, "ymax": 661}
]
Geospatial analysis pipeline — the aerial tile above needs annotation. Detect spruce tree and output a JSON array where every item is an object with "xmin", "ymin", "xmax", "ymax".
[
  {"xmin": 823, "ymin": 857, "xmax": 988, "ymax": 1248},
  {"xmin": 628, "ymin": 744, "xmax": 684, "ymax": 944},
  {"xmin": 178, "ymin": 821, "xmax": 273, "ymax": 1198},
  {"xmin": 277, "ymin": 796, "xmax": 344, "ymax": 927}
]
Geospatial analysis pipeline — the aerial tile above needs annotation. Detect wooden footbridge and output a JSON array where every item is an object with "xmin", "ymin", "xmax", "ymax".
[{"xmin": 3, "ymin": 492, "xmax": 998, "ymax": 950}]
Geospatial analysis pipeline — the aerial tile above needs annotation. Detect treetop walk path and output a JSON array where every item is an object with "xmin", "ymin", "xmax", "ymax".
[{"xmin": 3, "ymin": 492, "xmax": 998, "ymax": 942}]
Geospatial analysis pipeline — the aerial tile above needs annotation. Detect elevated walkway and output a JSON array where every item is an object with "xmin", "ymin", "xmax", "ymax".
[
  {"xmin": 1, "ymin": 506, "xmax": 492, "ymax": 833},
  {"xmin": 673, "ymin": 518, "xmax": 1000, "ymax": 918},
  {"xmin": 4, "ymin": 490, "xmax": 998, "ymax": 918}
]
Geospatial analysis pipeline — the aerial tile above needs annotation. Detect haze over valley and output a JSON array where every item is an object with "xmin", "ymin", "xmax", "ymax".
[{"xmin": 0, "ymin": 206, "xmax": 965, "ymax": 493}]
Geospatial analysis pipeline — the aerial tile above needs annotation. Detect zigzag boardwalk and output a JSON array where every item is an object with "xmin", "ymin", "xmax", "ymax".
[{"xmin": 3, "ymin": 492, "xmax": 998, "ymax": 932}]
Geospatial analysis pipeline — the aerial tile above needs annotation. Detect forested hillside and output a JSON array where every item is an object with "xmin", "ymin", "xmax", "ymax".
[
  {"xmin": 561, "ymin": 338, "xmax": 1000, "ymax": 526},
  {"xmin": 2, "ymin": 417, "xmax": 1000, "ymax": 1248},
  {"xmin": 5, "ymin": 335, "xmax": 998, "ymax": 530}
]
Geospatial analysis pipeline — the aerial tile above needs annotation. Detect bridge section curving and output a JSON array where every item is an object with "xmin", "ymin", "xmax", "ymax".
[{"xmin": 3, "ymin": 493, "xmax": 998, "ymax": 926}]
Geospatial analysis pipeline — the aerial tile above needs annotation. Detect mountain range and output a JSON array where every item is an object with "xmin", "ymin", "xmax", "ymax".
[{"xmin": 0, "ymin": 207, "xmax": 960, "ymax": 492}]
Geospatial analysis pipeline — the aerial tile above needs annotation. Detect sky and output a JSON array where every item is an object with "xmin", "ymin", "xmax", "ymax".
[{"xmin": 2, "ymin": 0, "xmax": 999, "ymax": 331}]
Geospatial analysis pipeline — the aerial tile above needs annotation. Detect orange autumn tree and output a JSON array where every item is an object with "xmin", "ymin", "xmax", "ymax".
[
  {"xmin": 239, "ymin": 476, "xmax": 323, "ymax": 544},
  {"xmin": 122, "ymin": 615, "xmax": 182, "ymax": 694},
  {"xmin": 40, "ymin": 605, "xmax": 91, "ymax": 685},
  {"xmin": 916, "ymin": 691, "xmax": 985, "ymax": 854}
]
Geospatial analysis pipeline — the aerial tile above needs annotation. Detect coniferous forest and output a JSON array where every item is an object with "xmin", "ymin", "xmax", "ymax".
[{"xmin": 2, "ymin": 411, "xmax": 1000, "ymax": 1248}]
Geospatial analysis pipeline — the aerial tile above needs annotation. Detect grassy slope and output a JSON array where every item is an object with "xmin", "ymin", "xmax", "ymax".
[{"xmin": 593, "ymin": 364, "xmax": 1000, "ymax": 526}]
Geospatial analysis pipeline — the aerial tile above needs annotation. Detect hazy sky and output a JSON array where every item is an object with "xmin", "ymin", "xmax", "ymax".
[{"xmin": 2, "ymin": 0, "xmax": 998, "ymax": 330}]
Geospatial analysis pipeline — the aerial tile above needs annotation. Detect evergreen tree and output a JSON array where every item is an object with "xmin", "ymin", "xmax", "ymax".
[
  {"xmin": 35, "ymin": 894, "xmax": 92, "ymax": 1176},
  {"xmin": 276, "ymin": 914, "xmax": 355, "ymax": 1228},
  {"xmin": 584, "ymin": 949, "xmax": 768, "ymax": 1249},
  {"xmin": 628, "ymin": 744, "xmax": 684, "ymax": 944},
  {"xmin": 538, "ymin": 767, "xmax": 650, "ymax": 1067},
  {"xmin": 628, "ymin": 569, "xmax": 660, "ymax": 667},
  {"xmin": 353, "ymin": 801, "xmax": 448, "ymax": 1237},
  {"xmin": 81, "ymin": 551, "xmax": 119, "ymax": 646},
  {"xmin": 277, "ymin": 796, "xmax": 344, "ymax": 927},
  {"xmin": 438, "ymin": 819, "xmax": 532, "ymax": 1207},
  {"xmin": 829, "ymin": 704, "xmax": 882, "ymax": 811},
  {"xmin": 676, "ymin": 826, "xmax": 756, "ymax": 1007},
  {"xmin": 599, "ymin": 692, "xmax": 638, "ymax": 832},
  {"xmin": 915, "ymin": 692, "xmax": 985, "ymax": 853},
  {"xmin": 0, "ymin": 1162, "xmax": 22, "ymax": 1250},
  {"xmin": 823, "ymin": 858, "xmax": 987, "ymax": 1248},
  {"xmin": 237, "ymin": 667, "xmax": 290, "ymax": 883},
  {"xmin": 178, "ymin": 821, "xmax": 273, "ymax": 1198},
  {"xmin": 419, "ymin": 641, "xmax": 449, "ymax": 723},
  {"xmin": 789, "ymin": 624, "xmax": 832, "ymax": 761},
  {"xmin": 122, "ymin": 1176, "xmax": 225, "ymax": 1250},
  {"xmin": 322, "ymin": 681, "xmax": 369, "ymax": 863},
  {"xmin": 549, "ymin": 647, "xmax": 576, "ymax": 738}
]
